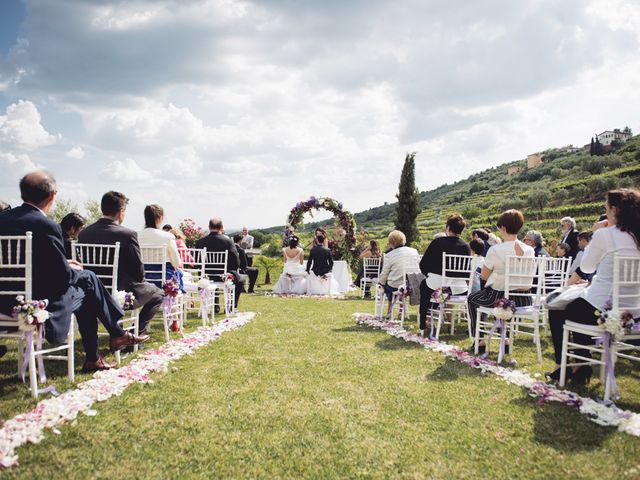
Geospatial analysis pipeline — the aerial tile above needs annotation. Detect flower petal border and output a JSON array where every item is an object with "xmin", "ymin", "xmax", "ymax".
[
  {"xmin": 0, "ymin": 312, "xmax": 256, "ymax": 469},
  {"xmin": 353, "ymin": 312, "xmax": 640, "ymax": 438}
]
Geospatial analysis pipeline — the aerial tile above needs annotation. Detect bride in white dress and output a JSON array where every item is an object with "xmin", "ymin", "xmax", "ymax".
[{"xmin": 273, "ymin": 236, "xmax": 307, "ymax": 294}]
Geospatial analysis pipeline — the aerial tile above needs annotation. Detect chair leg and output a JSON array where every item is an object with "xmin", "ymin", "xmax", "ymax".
[
  {"xmin": 534, "ymin": 321, "xmax": 543, "ymax": 364},
  {"xmin": 163, "ymin": 313, "xmax": 171, "ymax": 342},
  {"xmin": 435, "ymin": 307, "xmax": 443, "ymax": 340},
  {"xmin": 67, "ymin": 321, "xmax": 75, "ymax": 382},
  {"xmin": 28, "ymin": 336, "xmax": 38, "ymax": 399},
  {"xmin": 474, "ymin": 314, "xmax": 481, "ymax": 355},
  {"xmin": 559, "ymin": 327, "xmax": 570, "ymax": 387},
  {"xmin": 17, "ymin": 336, "xmax": 23, "ymax": 377}
]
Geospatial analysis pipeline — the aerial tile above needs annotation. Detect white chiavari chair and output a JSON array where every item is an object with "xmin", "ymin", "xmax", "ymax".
[{"xmin": 360, "ymin": 257, "xmax": 382, "ymax": 299}]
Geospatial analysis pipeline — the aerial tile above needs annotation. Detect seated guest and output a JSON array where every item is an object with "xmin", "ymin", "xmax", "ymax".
[
  {"xmin": 472, "ymin": 228, "xmax": 491, "ymax": 256},
  {"xmin": 0, "ymin": 172, "xmax": 148, "ymax": 371},
  {"xmin": 138, "ymin": 204, "xmax": 183, "ymax": 289},
  {"xmin": 233, "ymin": 234, "xmax": 258, "ymax": 293},
  {"xmin": 355, "ymin": 240, "xmax": 382, "ymax": 297},
  {"xmin": 469, "ymin": 239, "xmax": 485, "ymax": 295},
  {"xmin": 195, "ymin": 217, "xmax": 244, "ymax": 308},
  {"xmin": 170, "ymin": 227, "xmax": 194, "ymax": 265},
  {"xmin": 548, "ymin": 189, "xmax": 640, "ymax": 383},
  {"xmin": 418, "ymin": 214, "xmax": 471, "ymax": 334},
  {"xmin": 60, "ymin": 212, "xmax": 86, "ymax": 259},
  {"xmin": 523, "ymin": 230, "xmax": 549, "ymax": 257},
  {"xmin": 568, "ymin": 232, "xmax": 593, "ymax": 282},
  {"xmin": 467, "ymin": 209, "xmax": 534, "ymax": 353},
  {"xmin": 378, "ymin": 230, "xmax": 419, "ymax": 318},
  {"xmin": 556, "ymin": 242, "xmax": 571, "ymax": 259},
  {"xmin": 0, "ymin": 200, "xmax": 10, "ymax": 213},
  {"xmin": 559, "ymin": 216, "xmax": 579, "ymax": 260},
  {"xmin": 79, "ymin": 192, "xmax": 164, "ymax": 336}
]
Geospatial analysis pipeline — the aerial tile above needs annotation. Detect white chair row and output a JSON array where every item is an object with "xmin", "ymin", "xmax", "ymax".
[{"xmin": 560, "ymin": 255, "xmax": 640, "ymax": 403}]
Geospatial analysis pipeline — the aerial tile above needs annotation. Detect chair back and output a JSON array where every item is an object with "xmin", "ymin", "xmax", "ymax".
[
  {"xmin": 441, "ymin": 253, "xmax": 474, "ymax": 289},
  {"xmin": 504, "ymin": 255, "xmax": 540, "ymax": 303},
  {"xmin": 612, "ymin": 254, "xmax": 640, "ymax": 313},
  {"xmin": 203, "ymin": 250, "xmax": 229, "ymax": 280},
  {"xmin": 363, "ymin": 257, "xmax": 382, "ymax": 278},
  {"xmin": 140, "ymin": 245, "xmax": 168, "ymax": 288},
  {"xmin": 540, "ymin": 257, "xmax": 570, "ymax": 295},
  {"xmin": 71, "ymin": 242, "xmax": 121, "ymax": 295},
  {"xmin": 182, "ymin": 248, "xmax": 206, "ymax": 281},
  {"xmin": 0, "ymin": 232, "xmax": 32, "ymax": 326}
]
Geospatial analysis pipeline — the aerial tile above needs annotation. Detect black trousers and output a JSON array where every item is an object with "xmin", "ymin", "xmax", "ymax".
[
  {"xmin": 243, "ymin": 267, "xmax": 258, "ymax": 293},
  {"xmin": 467, "ymin": 287, "xmax": 532, "ymax": 340},
  {"xmin": 548, "ymin": 297, "xmax": 599, "ymax": 364},
  {"xmin": 419, "ymin": 280, "xmax": 434, "ymax": 330},
  {"xmin": 130, "ymin": 282, "xmax": 164, "ymax": 334},
  {"xmin": 69, "ymin": 270, "xmax": 126, "ymax": 362}
]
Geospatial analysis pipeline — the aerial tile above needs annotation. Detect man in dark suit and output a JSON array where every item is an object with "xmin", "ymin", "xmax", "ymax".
[
  {"xmin": 233, "ymin": 234, "xmax": 258, "ymax": 293},
  {"xmin": 0, "ymin": 172, "xmax": 148, "ymax": 371},
  {"xmin": 560, "ymin": 216, "xmax": 579, "ymax": 260},
  {"xmin": 306, "ymin": 235, "xmax": 334, "ymax": 277},
  {"xmin": 195, "ymin": 218, "xmax": 244, "ymax": 307},
  {"xmin": 78, "ymin": 191, "xmax": 164, "ymax": 335}
]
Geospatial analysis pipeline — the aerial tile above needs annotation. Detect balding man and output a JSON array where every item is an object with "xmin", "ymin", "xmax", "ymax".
[
  {"xmin": 195, "ymin": 217, "xmax": 244, "ymax": 308},
  {"xmin": 0, "ymin": 172, "xmax": 149, "ymax": 372}
]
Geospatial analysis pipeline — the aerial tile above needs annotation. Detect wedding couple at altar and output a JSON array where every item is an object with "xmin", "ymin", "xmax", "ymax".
[{"xmin": 273, "ymin": 234, "xmax": 340, "ymax": 295}]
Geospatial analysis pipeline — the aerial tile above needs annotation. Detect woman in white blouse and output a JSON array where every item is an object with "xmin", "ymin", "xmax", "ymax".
[
  {"xmin": 467, "ymin": 209, "xmax": 534, "ymax": 353},
  {"xmin": 378, "ymin": 230, "xmax": 419, "ymax": 318},
  {"xmin": 548, "ymin": 189, "xmax": 640, "ymax": 383}
]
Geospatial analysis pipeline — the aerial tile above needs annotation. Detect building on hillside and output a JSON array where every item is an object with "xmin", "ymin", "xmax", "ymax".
[
  {"xmin": 507, "ymin": 165, "xmax": 524, "ymax": 176},
  {"xmin": 527, "ymin": 153, "xmax": 543, "ymax": 169},
  {"xmin": 597, "ymin": 128, "xmax": 633, "ymax": 146}
]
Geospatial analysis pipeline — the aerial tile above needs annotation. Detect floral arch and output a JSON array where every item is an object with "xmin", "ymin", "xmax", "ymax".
[{"xmin": 283, "ymin": 196, "xmax": 357, "ymax": 258}]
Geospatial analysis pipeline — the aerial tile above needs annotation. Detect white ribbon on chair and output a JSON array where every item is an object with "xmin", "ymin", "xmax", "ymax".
[{"xmin": 21, "ymin": 325, "xmax": 59, "ymax": 396}]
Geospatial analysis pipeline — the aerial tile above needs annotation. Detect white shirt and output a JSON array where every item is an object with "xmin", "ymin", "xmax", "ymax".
[
  {"xmin": 137, "ymin": 228, "xmax": 182, "ymax": 268},
  {"xmin": 582, "ymin": 226, "xmax": 640, "ymax": 315},
  {"xmin": 484, "ymin": 240, "xmax": 534, "ymax": 291},
  {"xmin": 569, "ymin": 250, "xmax": 584, "ymax": 275},
  {"xmin": 378, "ymin": 246, "xmax": 419, "ymax": 288}
]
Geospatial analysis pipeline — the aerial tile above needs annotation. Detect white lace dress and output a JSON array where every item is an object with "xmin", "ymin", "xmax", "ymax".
[{"xmin": 273, "ymin": 248, "xmax": 307, "ymax": 294}]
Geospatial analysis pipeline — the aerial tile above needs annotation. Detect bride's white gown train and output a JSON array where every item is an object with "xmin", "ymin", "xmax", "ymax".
[{"xmin": 273, "ymin": 248, "xmax": 307, "ymax": 294}]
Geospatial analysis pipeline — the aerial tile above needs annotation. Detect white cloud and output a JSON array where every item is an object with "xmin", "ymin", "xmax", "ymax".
[
  {"xmin": 0, "ymin": 100, "xmax": 58, "ymax": 151},
  {"xmin": 100, "ymin": 157, "xmax": 150, "ymax": 182},
  {"xmin": 65, "ymin": 146, "xmax": 85, "ymax": 159},
  {"xmin": 0, "ymin": 151, "xmax": 40, "ymax": 190}
]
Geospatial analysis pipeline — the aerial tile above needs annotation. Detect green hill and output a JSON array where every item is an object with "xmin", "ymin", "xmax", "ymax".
[{"xmin": 256, "ymin": 135, "xmax": 640, "ymax": 252}]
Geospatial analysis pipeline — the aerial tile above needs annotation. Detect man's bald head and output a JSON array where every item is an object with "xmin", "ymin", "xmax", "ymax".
[
  {"xmin": 209, "ymin": 217, "xmax": 223, "ymax": 231},
  {"xmin": 19, "ymin": 171, "xmax": 57, "ymax": 206}
]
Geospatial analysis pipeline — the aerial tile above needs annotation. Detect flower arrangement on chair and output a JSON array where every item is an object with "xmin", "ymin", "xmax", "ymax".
[
  {"xmin": 113, "ymin": 291, "xmax": 136, "ymax": 310},
  {"xmin": 485, "ymin": 298, "xmax": 518, "ymax": 361},
  {"xmin": 162, "ymin": 279, "xmax": 181, "ymax": 332}
]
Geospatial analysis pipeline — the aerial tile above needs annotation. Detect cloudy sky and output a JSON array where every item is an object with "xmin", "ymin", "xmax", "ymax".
[{"xmin": 0, "ymin": 0, "xmax": 639, "ymax": 230}]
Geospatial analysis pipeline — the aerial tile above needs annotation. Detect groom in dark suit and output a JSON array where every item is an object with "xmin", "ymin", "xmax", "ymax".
[
  {"xmin": 306, "ymin": 234, "xmax": 333, "ymax": 277},
  {"xmin": 78, "ymin": 191, "xmax": 164, "ymax": 335},
  {"xmin": 0, "ymin": 172, "xmax": 149, "ymax": 371}
]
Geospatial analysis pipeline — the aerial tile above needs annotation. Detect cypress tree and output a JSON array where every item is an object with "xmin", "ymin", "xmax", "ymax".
[
  {"xmin": 394, "ymin": 152, "xmax": 421, "ymax": 246},
  {"xmin": 590, "ymin": 137, "xmax": 595, "ymax": 156}
]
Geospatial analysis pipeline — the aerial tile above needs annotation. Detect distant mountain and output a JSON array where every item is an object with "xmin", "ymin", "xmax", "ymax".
[{"xmin": 258, "ymin": 135, "xmax": 640, "ymax": 247}]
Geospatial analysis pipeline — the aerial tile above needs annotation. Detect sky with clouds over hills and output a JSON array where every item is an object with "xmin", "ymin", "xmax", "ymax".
[{"xmin": 0, "ymin": 0, "xmax": 639, "ymax": 229}]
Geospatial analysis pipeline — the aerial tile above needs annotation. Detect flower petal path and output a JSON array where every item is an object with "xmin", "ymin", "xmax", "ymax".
[
  {"xmin": 0, "ymin": 312, "xmax": 256, "ymax": 469},
  {"xmin": 353, "ymin": 312, "xmax": 640, "ymax": 437}
]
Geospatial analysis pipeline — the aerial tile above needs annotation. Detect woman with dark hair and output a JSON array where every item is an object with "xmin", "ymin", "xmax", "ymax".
[
  {"xmin": 312, "ymin": 227, "xmax": 329, "ymax": 248},
  {"xmin": 60, "ymin": 212, "xmax": 86, "ymax": 258},
  {"xmin": 355, "ymin": 240, "xmax": 383, "ymax": 297},
  {"xmin": 547, "ymin": 189, "xmax": 640, "ymax": 383},
  {"xmin": 418, "ymin": 214, "xmax": 471, "ymax": 335},
  {"xmin": 555, "ymin": 242, "xmax": 571, "ymax": 258},
  {"xmin": 467, "ymin": 209, "xmax": 534, "ymax": 352},
  {"xmin": 273, "ymin": 235, "xmax": 307, "ymax": 294}
]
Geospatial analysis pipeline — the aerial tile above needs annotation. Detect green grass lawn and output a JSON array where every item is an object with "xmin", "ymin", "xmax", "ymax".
[{"xmin": 2, "ymin": 290, "xmax": 640, "ymax": 479}]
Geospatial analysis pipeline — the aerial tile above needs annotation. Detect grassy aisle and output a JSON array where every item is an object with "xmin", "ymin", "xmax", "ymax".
[{"xmin": 3, "ymin": 295, "xmax": 640, "ymax": 478}]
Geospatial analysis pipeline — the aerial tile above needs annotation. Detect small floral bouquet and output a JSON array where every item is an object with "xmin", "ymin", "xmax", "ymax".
[
  {"xmin": 12, "ymin": 295, "xmax": 49, "ymax": 332},
  {"xmin": 197, "ymin": 278, "xmax": 211, "ymax": 290},
  {"xmin": 114, "ymin": 291, "xmax": 136, "ymax": 310},
  {"xmin": 397, "ymin": 284, "xmax": 412, "ymax": 301},
  {"xmin": 224, "ymin": 273, "xmax": 235, "ymax": 287},
  {"xmin": 596, "ymin": 309, "xmax": 637, "ymax": 342},
  {"xmin": 430, "ymin": 287, "xmax": 451, "ymax": 304},
  {"xmin": 493, "ymin": 298, "xmax": 517, "ymax": 320},
  {"xmin": 163, "ymin": 279, "xmax": 180, "ymax": 298}
]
